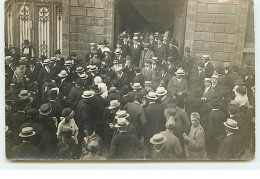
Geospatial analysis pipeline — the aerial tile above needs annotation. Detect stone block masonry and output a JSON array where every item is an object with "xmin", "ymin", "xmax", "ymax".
[
  {"xmin": 184, "ymin": 0, "xmax": 249, "ymax": 66},
  {"xmin": 62, "ymin": 0, "xmax": 115, "ymax": 60}
]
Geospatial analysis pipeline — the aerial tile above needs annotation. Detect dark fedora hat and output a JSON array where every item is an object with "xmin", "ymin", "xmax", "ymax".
[
  {"xmin": 61, "ymin": 108, "xmax": 75, "ymax": 120},
  {"xmin": 39, "ymin": 103, "xmax": 52, "ymax": 115},
  {"xmin": 55, "ymin": 49, "xmax": 61, "ymax": 55}
]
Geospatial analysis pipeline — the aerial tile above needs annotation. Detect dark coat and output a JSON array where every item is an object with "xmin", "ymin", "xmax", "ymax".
[
  {"xmin": 8, "ymin": 111, "xmax": 28, "ymax": 145},
  {"xmin": 185, "ymin": 95, "xmax": 203, "ymax": 117},
  {"xmin": 144, "ymin": 103, "xmax": 165, "ymax": 140},
  {"xmin": 108, "ymin": 91, "xmax": 121, "ymax": 101},
  {"xmin": 204, "ymin": 62, "xmax": 214, "ymax": 78},
  {"xmin": 49, "ymin": 100, "xmax": 63, "ymax": 122},
  {"xmin": 129, "ymin": 44, "xmax": 142, "ymax": 66},
  {"xmin": 85, "ymin": 51, "xmax": 95, "ymax": 64},
  {"xmin": 205, "ymin": 109, "xmax": 227, "ymax": 159},
  {"xmin": 121, "ymin": 42, "xmax": 130, "ymax": 57},
  {"xmin": 154, "ymin": 44, "xmax": 167, "ymax": 62},
  {"xmin": 109, "ymin": 132, "xmax": 143, "ymax": 159},
  {"xmin": 133, "ymin": 74, "xmax": 145, "ymax": 86},
  {"xmin": 216, "ymin": 133, "xmax": 245, "ymax": 160},
  {"xmin": 91, "ymin": 95, "xmax": 107, "ymax": 125},
  {"xmin": 140, "ymin": 67, "xmax": 155, "ymax": 81},
  {"xmin": 159, "ymin": 70, "xmax": 172, "ymax": 86},
  {"xmin": 11, "ymin": 142, "xmax": 40, "ymax": 159},
  {"xmin": 139, "ymin": 50, "xmax": 154, "ymax": 68},
  {"xmin": 167, "ymin": 46, "xmax": 179, "ymax": 61}
]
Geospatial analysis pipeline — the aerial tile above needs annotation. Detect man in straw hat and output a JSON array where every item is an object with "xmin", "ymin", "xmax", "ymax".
[
  {"xmin": 109, "ymin": 117, "xmax": 143, "ymax": 159},
  {"xmin": 130, "ymin": 36, "xmax": 142, "ymax": 66},
  {"xmin": 103, "ymin": 100, "xmax": 121, "ymax": 149},
  {"xmin": 167, "ymin": 68, "xmax": 188, "ymax": 108},
  {"xmin": 156, "ymin": 87, "xmax": 171, "ymax": 110},
  {"xmin": 160, "ymin": 117, "xmax": 182, "ymax": 159},
  {"xmin": 11, "ymin": 127, "xmax": 40, "ymax": 159},
  {"xmin": 202, "ymin": 54, "xmax": 214, "ymax": 78},
  {"xmin": 150, "ymin": 133, "xmax": 168, "ymax": 160},
  {"xmin": 216, "ymin": 118, "xmax": 245, "ymax": 160},
  {"xmin": 144, "ymin": 92, "xmax": 165, "ymax": 154}
]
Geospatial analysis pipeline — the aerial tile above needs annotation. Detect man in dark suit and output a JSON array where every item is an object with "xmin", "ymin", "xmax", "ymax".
[
  {"xmin": 216, "ymin": 119, "xmax": 245, "ymax": 160},
  {"xmin": 167, "ymin": 40, "xmax": 180, "ymax": 62},
  {"xmin": 140, "ymin": 59, "xmax": 155, "ymax": 82},
  {"xmin": 109, "ymin": 118, "xmax": 143, "ymax": 159},
  {"xmin": 202, "ymin": 55, "xmax": 214, "ymax": 78},
  {"xmin": 133, "ymin": 67, "xmax": 145, "ymax": 86},
  {"xmin": 55, "ymin": 49, "xmax": 65, "ymax": 70},
  {"xmin": 151, "ymin": 57, "xmax": 161, "ymax": 77},
  {"xmin": 11, "ymin": 127, "xmax": 40, "ymax": 159},
  {"xmin": 38, "ymin": 59, "xmax": 54, "ymax": 86},
  {"xmin": 130, "ymin": 36, "xmax": 142, "ymax": 66},
  {"xmin": 120, "ymin": 34, "xmax": 130, "ymax": 58},
  {"xmin": 57, "ymin": 70, "xmax": 73, "ymax": 106},
  {"xmin": 154, "ymin": 37, "xmax": 167, "ymax": 64},
  {"xmin": 122, "ymin": 55, "xmax": 135, "ymax": 82},
  {"xmin": 201, "ymin": 78, "xmax": 215, "ymax": 103},
  {"xmin": 144, "ymin": 92, "xmax": 165, "ymax": 156},
  {"xmin": 182, "ymin": 47, "xmax": 193, "ymax": 80},
  {"xmin": 113, "ymin": 49, "xmax": 125, "ymax": 65},
  {"xmin": 123, "ymin": 94, "xmax": 147, "ymax": 139},
  {"xmin": 26, "ymin": 58, "xmax": 40, "ymax": 82},
  {"xmin": 85, "ymin": 43, "xmax": 97, "ymax": 66},
  {"xmin": 206, "ymin": 99, "xmax": 227, "ymax": 160}
]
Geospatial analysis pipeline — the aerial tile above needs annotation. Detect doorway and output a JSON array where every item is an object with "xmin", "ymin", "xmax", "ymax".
[{"xmin": 114, "ymin": 0, "xmax": 187, "ymax": 53}]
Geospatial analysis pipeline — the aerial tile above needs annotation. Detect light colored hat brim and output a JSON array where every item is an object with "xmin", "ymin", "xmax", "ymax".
[
  {"xmin": 82, "ymin": 93, "xmax": 94, "ymax": 99},
  {"xmin": 19, "ymin": 131, "xmax": 36, "ymax": 138},
  {"xmin": 114, "ymin": 121, "xmax": 129, "ymax": 128},
  {"xmin": 146, "ymin": 95, "xmax": 158, "ymax": 100},
  {"xmin": 39, "ymin": 108, "xmax": 52, "ymax": 116},
  {"xmin": 108, "ymin": 103, "xmax": 120, "ymax": 110},
  {"xmin": 175, "ymin": 72, "xmax": 185, "ymax": 75},
  {"xmin": 150, "ymin": 136, "xmax": 167, "ymax": 145},
  {"xmin": 58, "ymin": 73, "xmax": 68, "ymax": 77},
  {"xmin": 18, "ymin": 92, "xmax": 31, "ymax": 99},
  {"xmin": 223, "ymin": 122, "xmax": 239, "ymax": 130},
  {"xmin": 156, "ymin": 90, "xmax": 167, "ymax": 96},
  {"xmin": 89, "ymin": 68, "xmax": 98, "ymax": 72},
  {"xmin": 115, "ymin": 113, "xmax": 130, "ymax": 120}
]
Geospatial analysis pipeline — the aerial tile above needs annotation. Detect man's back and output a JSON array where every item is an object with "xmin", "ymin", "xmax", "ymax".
[
  {"xmin": 11, "ymin": 142, "xmax": 40, "ymax": 159},
  {"xmin": 109, "ymin": 132, "xmax": 142, "ymax": 159},
  {"xmin": 161, "ymin": 130, "xmax": 182, "ymax": 159},
  {"xmin": 216, "ymin": 133, "xmax": 245, "ymax": 160}
]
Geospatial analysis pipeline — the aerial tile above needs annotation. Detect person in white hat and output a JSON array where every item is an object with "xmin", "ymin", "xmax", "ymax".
[
  {"xmin": 11, "ymin": 127, "xmax": 40, "ymax": 159},
  {"xmin": 156, "ymin": 87, "xmax": 170, "ymax": 110},
  {"xmin": 202, "ymin": 54, "xmax": 214, "ymax": 78},
  {"xmin": 201, "ymin": 78, "xmax": 215, "ymax": 102},
  {"xmin": 216, "ymin": 118, "xmax": 245, "ymax": 160},
  {"xmin": 109, "ymin": 117, "xmax": 143, "ymax": 159},
  {"xmin": 130, "ymin": 36, "xmax": 142, "ymax": 66},
  {"xmin": 149, "ymin": 133, "xmax": 168, "ymax": 160},
  {"xmin": 211, "ymin": 74, "xmax": 219, "ymax": 89},
  {"xmin": 144, "ymin": 91, "xmax": 166, "ymax": 157},
  {"xmin": 167, "ymin": 68, "xmax": 188, "ymax": 108}
]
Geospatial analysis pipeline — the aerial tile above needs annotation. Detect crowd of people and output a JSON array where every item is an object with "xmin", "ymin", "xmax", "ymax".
[{"xmin": 5, "ymin": 31, "xmax": 255, "ymax": 160}]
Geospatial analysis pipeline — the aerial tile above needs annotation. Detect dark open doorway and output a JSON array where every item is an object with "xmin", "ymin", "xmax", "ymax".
[{"xmin": 114, "ymin": 0, "xmax": 187, "ymax": 52}]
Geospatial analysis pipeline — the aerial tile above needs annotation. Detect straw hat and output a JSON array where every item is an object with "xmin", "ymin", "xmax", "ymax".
[
  {"xmin": 82, "ymin": 91, "xmax": 95, "ymax": 99},
  {"xmin": 156, "ymin": 87, "xmax": 167, "ymax": 96},
  {"xmin": 114, "ymin": 118, "xmax": 129, "ymax": 128},
  {"xmin": 115, "ymin": 110, "xmax": 130, "ymax": 120},
  {"xmin": 146, "ymin": 92, "xmax": 158, "ymax": 100},
  {"xmin": 132, "ymin": 83, "xmax": 142, "ymax": 89},
  {"xmin": 175, "ymin": 69, "xmax": 185, "ymax": 76},
  {"xmin": 89, "ymin": 65, "xmax": 98, "ymax": 72},
  {"xmin": 108, "ymin": 100, "xmax": 120, "ymax": 109},
  {"xmin": 19, "ymin": 127, "xmax": 36, "ymax": 138},
  {"xmin": 150, "ymin": 134, "xmax": 167, "ymax": 145},
  {"xmin": 224, "ymin": 118, "xmax": 239, "ymax": 130},
  {"xmin": 58, "ymin": 70, "xmax": 68, "ymax": 78},
  {"xmin": 76, "ymin": 66, "xmax": 84, "ymax": 73}
]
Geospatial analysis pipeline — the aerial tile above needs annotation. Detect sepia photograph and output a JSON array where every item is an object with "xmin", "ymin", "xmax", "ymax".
[{"xmin": 4, "ymin": 0, "xmax": 255, "ymax": 161}]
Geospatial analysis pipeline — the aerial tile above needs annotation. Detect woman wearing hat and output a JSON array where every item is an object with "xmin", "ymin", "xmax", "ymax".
[
  {"xmin": 57, "ymin": 108, "xmax": 79, "ymax": 144},
  {"xmin": 183, "ymin": 112, "xmax": 208, "ymax": 160}
]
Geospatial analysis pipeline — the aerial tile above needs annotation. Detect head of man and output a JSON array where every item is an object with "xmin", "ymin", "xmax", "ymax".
[
  {"xmin": 204, "ymin": 78, "xmax": 212, "ymax": 88},
  {"xmin": 190, "ymin": 112, "xmax": 200, "ymax": 128}
]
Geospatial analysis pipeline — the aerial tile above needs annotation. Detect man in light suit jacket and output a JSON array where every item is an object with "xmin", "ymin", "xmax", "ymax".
[
  {"xmin": 140, "ymin": 59, "xmax": 155, "ymax": 81},
  {"xmin": 139, "ymin": 43, "xmax": 154, "ymax": 68},
  {"xmin": 167, "ymin": 69, "xmax": 188, "ymax": 108}
]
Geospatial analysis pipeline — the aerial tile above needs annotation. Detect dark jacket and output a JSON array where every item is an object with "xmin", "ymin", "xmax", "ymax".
[
  {"xmin": 109, "ymin": 132, "xmax": 143, "ymax": 159},
  {"xmin": 216, "ymin": 133, "xmax": 245, "ymax": 160},
  {"xmin": 11, "ymin": 142, "xmax": 40, "ymax": 159}
]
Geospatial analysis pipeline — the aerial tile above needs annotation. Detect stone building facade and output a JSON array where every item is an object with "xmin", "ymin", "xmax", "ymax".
[{"xmin": 5, "ymin": 0, "xmax": 254, "ymax": 67}]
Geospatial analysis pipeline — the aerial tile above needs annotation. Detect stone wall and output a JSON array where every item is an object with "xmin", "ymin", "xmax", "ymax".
[
  {"xmin": 184, "ymin": 0, "xmax": 249, "ymax": 67},
  {"xmin": 62, "ymin": 0, "xmax": 115, "ymax": 59}
]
